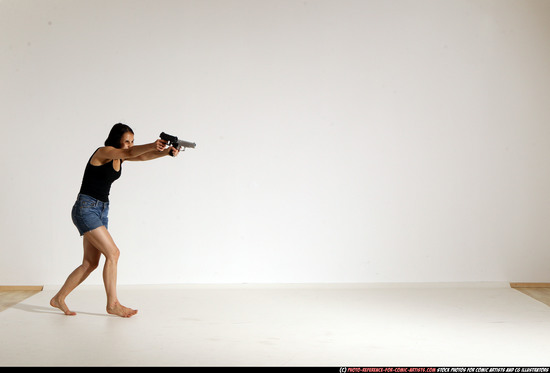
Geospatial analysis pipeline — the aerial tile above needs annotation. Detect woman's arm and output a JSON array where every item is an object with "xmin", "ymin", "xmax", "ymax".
[
  {"xmin": 94, "ymin": 140, "xmax": 167, "ymax": 163},
  {"xmin": 125, "ymin": 146, "xmax": 180, "ymax": 162}
]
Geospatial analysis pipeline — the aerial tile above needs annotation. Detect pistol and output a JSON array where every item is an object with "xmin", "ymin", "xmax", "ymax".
[{"xmin": 160, "ymin": 132, "xmax": 196, "ymax": 156}]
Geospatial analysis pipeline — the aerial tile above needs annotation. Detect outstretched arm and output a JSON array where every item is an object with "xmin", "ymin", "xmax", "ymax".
[
  {"xmin": 95, "ymin": 140, "xmax": 167, "ymax": 163},
  {"xmin": 125, "ymin": 146, "xmax": 180, "ymax": 161}
]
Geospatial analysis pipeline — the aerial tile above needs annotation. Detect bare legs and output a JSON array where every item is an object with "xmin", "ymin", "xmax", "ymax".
[
  {"xmin": 50, "ymin": 226, "xmax": 137, "ymax": 318},
  {"xmin": 49, "ymin": 237, "xmax": 100, "ymax": 315}
]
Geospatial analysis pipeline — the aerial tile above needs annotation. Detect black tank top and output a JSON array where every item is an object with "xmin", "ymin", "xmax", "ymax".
[{"xmin": 79, "ymin": 148, "xmax": 122, "ymax": 202}]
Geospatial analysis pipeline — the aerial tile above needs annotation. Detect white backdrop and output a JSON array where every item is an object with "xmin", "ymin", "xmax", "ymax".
[{"xmin": 1, "ymin": 0, "xmax": 550, "ymax": 285}]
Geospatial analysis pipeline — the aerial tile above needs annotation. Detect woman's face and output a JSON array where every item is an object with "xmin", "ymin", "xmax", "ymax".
[{"xmin": 120, "ymin": 132, "xmax": 135, "ymax": 149}]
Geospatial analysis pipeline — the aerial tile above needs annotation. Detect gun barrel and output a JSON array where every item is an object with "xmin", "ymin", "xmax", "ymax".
[{"xmin": 178, "ymin": 140, "xmax": 196, "ymax": 149}]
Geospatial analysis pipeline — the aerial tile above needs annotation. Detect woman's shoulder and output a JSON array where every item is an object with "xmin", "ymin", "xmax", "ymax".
[
  {"xmin": 94, "ymin": 146, "xmax": 120, "ymax": 157},
  {"xmin": 90, "ymin": 147, "xmax": 115, "ymax": 166}
]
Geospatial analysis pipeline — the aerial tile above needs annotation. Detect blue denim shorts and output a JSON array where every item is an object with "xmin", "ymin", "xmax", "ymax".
[{"xmin": 71, "ymin": 194, "xmax": 109, "ymax": 236}]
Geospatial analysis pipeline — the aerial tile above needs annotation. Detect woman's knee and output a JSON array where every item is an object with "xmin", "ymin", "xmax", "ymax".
[
  {"xmin": 84, "ymin": 227, "xmax": 120, "ymax": 262},
  {"xmin": 82, "ymin": 260, "xmax": 99, "ymax": 272},
  {"xmin": 102, "ymin": 245, "xmax": 120, "ymax": 263},
  {"xmin": 109, "ymin": 248, "xmax": 120, "ymax": 262}
]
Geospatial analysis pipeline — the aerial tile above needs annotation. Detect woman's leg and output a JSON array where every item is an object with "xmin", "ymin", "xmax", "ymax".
[
  {"xmin": 50, "ymin": 236, "xmax": 101, "ymax": 315},
  {"xmin": 79, "ymin": 226, "xmax": 137, "ymax": 318}
]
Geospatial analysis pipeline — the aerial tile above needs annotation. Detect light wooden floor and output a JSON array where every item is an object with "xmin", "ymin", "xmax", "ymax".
[
  {"xmin": 0, "ymin": 289, "xmax": 42, "ymax": 313},
  {"xmin": 513, "ymin": 288, "xmax": 550, "ymax": 307}
]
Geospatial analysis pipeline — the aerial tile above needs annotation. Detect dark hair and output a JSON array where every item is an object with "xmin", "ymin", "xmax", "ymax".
[{"xmin": 104, "ymin": 123, "xmax": 134, "ymax": 148}]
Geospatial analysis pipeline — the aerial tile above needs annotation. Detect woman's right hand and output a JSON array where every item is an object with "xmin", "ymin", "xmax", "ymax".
[{"xmin": 154, "ymin": 139, "xmax": 168, "ymax": 152}]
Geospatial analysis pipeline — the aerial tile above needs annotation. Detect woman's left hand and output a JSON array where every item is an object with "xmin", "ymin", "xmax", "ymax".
[{"xmin": 170, "ymin": 146, "xmax": 180, "ymax": 157}]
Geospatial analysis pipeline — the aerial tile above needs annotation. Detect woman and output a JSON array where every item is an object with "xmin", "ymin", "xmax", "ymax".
[{"xmin": 50, "ymin": 123, "xmax": 179, "ymax": 318}]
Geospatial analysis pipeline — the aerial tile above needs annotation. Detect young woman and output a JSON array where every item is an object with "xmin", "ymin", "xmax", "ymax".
[{"xmin": 50, "ymin": 123, "xmax": 179, "ymax": 318}]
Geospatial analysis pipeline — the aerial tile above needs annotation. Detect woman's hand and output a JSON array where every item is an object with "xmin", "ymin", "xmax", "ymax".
[
  {"xmin": 154, "ymin": 139, "xmax": 168, "ymax": 152},
  {"xmin": 169, "ymin": 146, "xmax": 180, "ymax": 157}
]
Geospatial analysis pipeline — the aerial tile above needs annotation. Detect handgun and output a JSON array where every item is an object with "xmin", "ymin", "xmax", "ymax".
[{"xmin": 160, "ymin": 132, "xmax": 196, "ymax": 156}]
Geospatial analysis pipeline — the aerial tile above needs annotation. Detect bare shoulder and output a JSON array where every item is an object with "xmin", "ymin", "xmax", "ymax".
[{"xmin": 91, "ymin": 146, "xmax": 118, "ymax": 166}]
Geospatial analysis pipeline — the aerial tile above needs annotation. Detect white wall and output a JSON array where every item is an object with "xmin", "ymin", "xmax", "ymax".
[{"xmin": 2, "ymin": 0, "xmax": 550, "ymax": 285}]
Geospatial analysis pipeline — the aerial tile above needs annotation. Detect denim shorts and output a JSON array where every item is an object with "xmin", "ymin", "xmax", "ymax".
[{"xmin": 71, "ymin": 194, "xmax": 109, "ymax": 236}]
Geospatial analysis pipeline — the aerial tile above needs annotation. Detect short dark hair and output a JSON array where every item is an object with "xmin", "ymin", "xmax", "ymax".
[{"xmin": 104, "ymin": 123, "xmax": 134, "ymax": 148}]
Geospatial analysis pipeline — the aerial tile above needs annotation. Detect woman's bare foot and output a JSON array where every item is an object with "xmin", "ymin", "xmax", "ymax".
[
  {"xmin": 107, "ymin": 302, "xmax": 138, "ymax": 318},
  {"xmin": 50, "ymin": 296, "xmax": 76, "ymax": 316}
]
